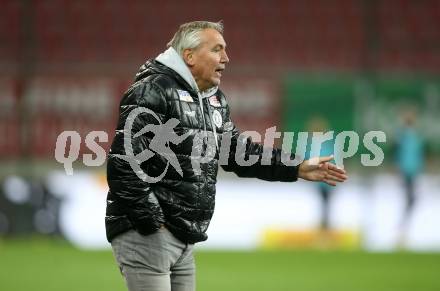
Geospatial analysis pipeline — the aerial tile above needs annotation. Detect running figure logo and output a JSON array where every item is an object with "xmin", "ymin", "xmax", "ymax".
[{"xmin": 115, "ymin": 107, "xmax": 190, "ymax": 183}]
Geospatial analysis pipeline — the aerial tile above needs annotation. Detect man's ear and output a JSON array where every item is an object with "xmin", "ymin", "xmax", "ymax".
[{"xmin": 183, "ymin": 48, "xmax": 195, "ymax": 66}]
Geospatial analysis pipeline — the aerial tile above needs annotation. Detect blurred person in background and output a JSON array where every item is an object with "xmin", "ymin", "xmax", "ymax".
[
  {"xmin": 305, "ymin": 116, "xmax": 335, "ymax": 231},
  {"xmin": 105, "ymin": 21, "xmax": 347, "ymax": 291},
  {"xmin": 395, "ymin": 107, "xmax": 425, "ymax": 237}
]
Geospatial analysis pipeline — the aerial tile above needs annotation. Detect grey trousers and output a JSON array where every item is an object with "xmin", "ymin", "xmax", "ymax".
[{"xmin": 111, "ymin": 228, "xmax": 195, "ymax": 291}]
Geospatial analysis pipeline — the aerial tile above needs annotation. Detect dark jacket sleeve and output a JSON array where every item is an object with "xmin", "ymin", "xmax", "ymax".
[
  {"xmin": 220, "ymin": 105, "xmax": 299, "ymax": 182},
  {"xmin": 107, "ymin": 80, "xmax": 167, "ymax": 234}
]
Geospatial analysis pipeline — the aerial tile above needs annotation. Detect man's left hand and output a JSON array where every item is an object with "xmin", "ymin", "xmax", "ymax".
[{"xmin": 298, "ymin": 156, "xmax": 348, "ymax": 186}]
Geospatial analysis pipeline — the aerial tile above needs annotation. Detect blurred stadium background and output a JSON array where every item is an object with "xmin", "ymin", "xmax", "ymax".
[{"xmin": 1, "ymin": 0, "xmax": 440, "ymax": 290}]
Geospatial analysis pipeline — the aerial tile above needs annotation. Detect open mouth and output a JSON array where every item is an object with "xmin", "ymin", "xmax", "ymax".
[{"xmin": 215, "ymin": 68, "xmax": 224, "ymax": 76}]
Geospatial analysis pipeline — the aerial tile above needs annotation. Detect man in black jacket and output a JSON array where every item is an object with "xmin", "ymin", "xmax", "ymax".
[{"xmin": 106, "ymin": 21, "xmax": 347, "ymax": 291}]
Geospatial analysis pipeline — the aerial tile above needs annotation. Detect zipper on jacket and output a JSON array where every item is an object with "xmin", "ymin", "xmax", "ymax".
[
  {"xmin": 197, "ymin": 92, "xmax": 208, "ymax": 156},
  {"xmin": 205, "ymin": 99, "xmax": 219, "ymax": 151},
  {"xmin": 197, "ymin": 92, "xmax": 219, "ymax": 155}
]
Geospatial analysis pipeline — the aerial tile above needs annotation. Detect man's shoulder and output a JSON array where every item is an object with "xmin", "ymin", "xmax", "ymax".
[
  {"xmin": 140, "ymin": 73, "xmax": 198, "ymax": 100},
  {"xmin": 137, "ymin": 73, "xmax": 177, "ymax": 91}
]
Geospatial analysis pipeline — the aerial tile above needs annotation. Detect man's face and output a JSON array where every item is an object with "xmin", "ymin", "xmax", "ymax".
[{"xmin": 185, "ymin": 28, "xmax": 229, "ymax": 92}]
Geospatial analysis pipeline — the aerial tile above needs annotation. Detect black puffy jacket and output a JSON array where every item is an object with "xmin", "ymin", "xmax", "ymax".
[{"xmin": 106, "ymin": 57, "xmax": 299, "ymax": 244}]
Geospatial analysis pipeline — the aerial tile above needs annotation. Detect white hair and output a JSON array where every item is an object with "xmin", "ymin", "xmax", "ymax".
[{"xmin": 167, "ymin": 21, "xmax": 224, "ymax": 57}]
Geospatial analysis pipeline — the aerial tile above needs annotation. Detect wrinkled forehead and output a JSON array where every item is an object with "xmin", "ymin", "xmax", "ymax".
[{"xmin": 198, "ymin": 28, "xmax": 227, "ymax": 48}]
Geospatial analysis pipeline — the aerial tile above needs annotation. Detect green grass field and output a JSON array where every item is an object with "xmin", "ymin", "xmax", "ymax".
[{"xmin": 1, "ymin": 238, "xmax": 439, "ymax": 291}]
